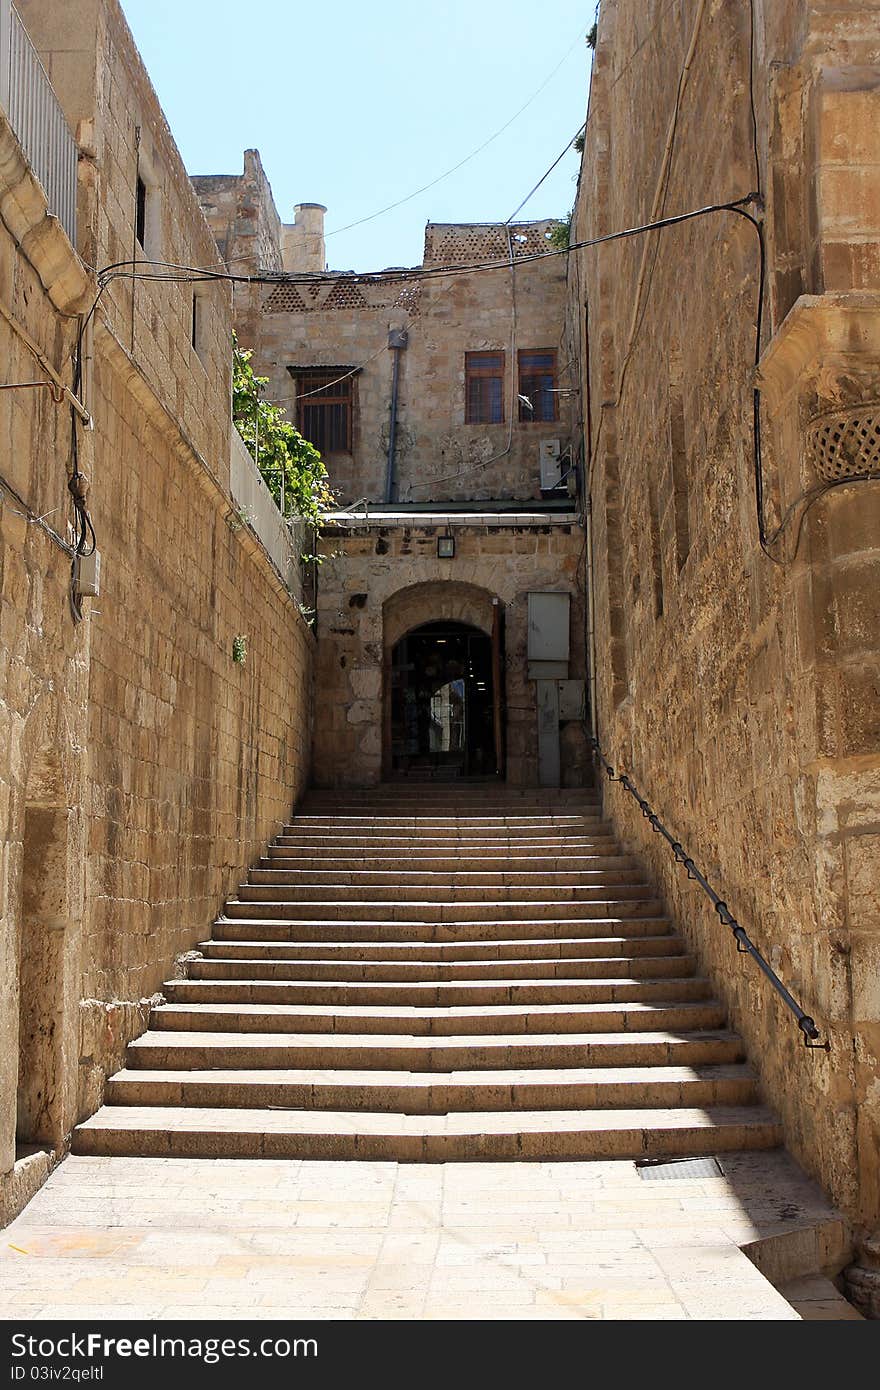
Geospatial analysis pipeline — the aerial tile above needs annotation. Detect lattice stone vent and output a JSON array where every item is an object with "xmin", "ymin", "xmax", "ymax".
[
  {"xmin": 262, "ymin": 279, "xmax": 421, "ymax": 315},
  {"xmin": 262, "ymin": 283, "xmax": 307, "ymax": 313},
  {"xmin": 426, "ymin": 225, "xmax": 550, "ymax": 266},
  {"xmin": 324, "ymin": 281, "xmax": 369, "ymax": 310},
  {"xmin": 806, "ymin": 403, "xmax": 880, "ymax": 483},
  {"xmin": 394, "ymin": 285, "xmax": 422, "ymax": 316}
]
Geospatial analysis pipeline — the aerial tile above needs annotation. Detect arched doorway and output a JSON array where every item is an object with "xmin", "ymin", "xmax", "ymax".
[{"xmin": 389, "ymin": 621, "xmax": 501, "ymax": 779}]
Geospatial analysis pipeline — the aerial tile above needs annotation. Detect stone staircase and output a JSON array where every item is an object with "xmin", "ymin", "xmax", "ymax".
[{"xmin": 73, "ymin": 785, "xmax": 782, "ymax": 1161}]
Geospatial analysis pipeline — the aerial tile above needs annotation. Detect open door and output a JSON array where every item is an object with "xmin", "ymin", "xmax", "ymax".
[{"xmin": 491, "ymin": 598, "xmax": 505, "ymax": 778}]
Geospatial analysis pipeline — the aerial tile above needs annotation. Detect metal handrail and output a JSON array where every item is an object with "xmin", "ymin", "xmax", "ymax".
[{"xmin": 589, "ymin": 735, "xmax": 829, "ymax": 1051}]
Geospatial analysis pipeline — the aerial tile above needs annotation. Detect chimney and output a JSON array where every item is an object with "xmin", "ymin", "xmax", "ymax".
[{"xmin": 281, "ymin": 203, "xmax": 327, "ymax": 273}]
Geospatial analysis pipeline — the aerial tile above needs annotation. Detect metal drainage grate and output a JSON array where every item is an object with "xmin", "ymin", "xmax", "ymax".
[{"xmin": 635, "ymin": 1156, "xmax": 725, "ymax": 1181}]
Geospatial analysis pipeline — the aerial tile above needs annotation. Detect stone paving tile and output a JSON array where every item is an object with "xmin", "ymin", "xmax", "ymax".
[{"xmin": 0, "ymin": 1150, "xmax": 858, "ymax": 1321}]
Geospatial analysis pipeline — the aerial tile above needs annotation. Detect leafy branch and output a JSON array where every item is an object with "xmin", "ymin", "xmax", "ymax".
[{"xmin": 232, "ymin": 335, "xmax": 335, "ymax": 524}]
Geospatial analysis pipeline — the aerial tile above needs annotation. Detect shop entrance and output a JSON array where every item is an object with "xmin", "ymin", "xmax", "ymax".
[{"xmin": 389, "ymin": 621, "xmax": 502, "ymax": 779}]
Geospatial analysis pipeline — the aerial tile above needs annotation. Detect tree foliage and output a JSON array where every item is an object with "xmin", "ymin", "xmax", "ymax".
[{"xmin": 231, "ymin": 335, "xmax": 334, "ymax": 523}]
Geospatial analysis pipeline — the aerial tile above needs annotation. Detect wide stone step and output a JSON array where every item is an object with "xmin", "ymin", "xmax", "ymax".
[
  {"xmin": 272, "ymin": 835, "xmax": 623, "ymax": 852},
  {"xmin": 149, "ymin": 997, "xmax": 726, "ymax": 1035},
  {"xmin": 264, "ymin": 851, "xmax": 637, "ymax": 869},
  {"xmin": 211, "ymin": 916, "xmax": 674, "ymax": 942},
  {"xmin": 198, "ymin": 934, "xmax": 686, "ymax": 962},
  {"xmin": 303, "ymin": 791, "xmax": 600, "ymax": 804},
  {"xmin": 284, "ymin": 811, "xmax": 606, "ymax": 822},
  {"xmin": 237, "ymin": 881, "xmax": 655, "ymax": 903},
  {"xmin": 303, "ymin": 801, "xmax": 604, "ymax": 814},
  {"xmin": 188, "ymin": 953, "xmax": 695, "ymax": 981},
  {"xmin": 249, "ymin": 867, "xmax": 645, "ymax": 887},
  {"xmin": 127, "ymin": 1027, "xmax": 746, "ymax": 1071},
  {"xmin": 72, "ymin": 1103, "xmax": 783, "ymax": 1161},
  {"xmin": 222, "ymin": 898, "xmax": 666, "ymax": 922},
  {"xmin": 104, "ymin": 1062, "xmax": 758, "ymax": 1112},
  {"xmin": 164, "ymin": 976, "xmax": 708, "ymax": 1008}
]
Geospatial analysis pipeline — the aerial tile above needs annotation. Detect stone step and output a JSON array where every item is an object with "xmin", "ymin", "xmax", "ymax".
[
  {"xmin": 272, "ymin": 835, "xmax": 624, "ymax": 852},
  {"xmin": 264, "ymin": 851, "xmax": 637, "ymax": 869},
  {"xmin": 222, "ymin": 899, "xmax": 666, "ymax": 922},
  {"xmin": 307, "ymin": 808, "xmax": 609, "ymax": 813},
  {"xmin": 284, "ymin": 811, "xmax": 606, "ymax": 822},
  {"xmin": 149, "ymin": 997, "xmax": 727, "ymax": 1035},
  {"xmin": 188, "ymin": 953, "xmax": 695, "ymax": 981},
  {"xmin": 104, "ymin": 1062, "xmax": 758, "ymax": 1112},
  {"xmin": 211, "ymin": 916, "xmax": 674, "ymax": 942},
  {"xmin": 198, "ymin": 934, "xmax": 686, "ymax": 962},
  {"xmin": 249, "ymin": 867, "xmax": 645, "ymax": 887},
  {"xmin": 127, "ymin": 1027, "xmax": 746, "ymax": 1071},
  {"xmin": 237, "ymin": 882, "xmax": 655, "ymax": 904},
  {"xmin": 300, "ymin": 795, "xmax": 597, "ymax": 806},
  {"xmin": 164, "ymin": 976, "xmax": 708, "ymax": 1008},
  {"xmin": 72, "ymin": 1103, "xmax": 783, "ymax": 1162}
]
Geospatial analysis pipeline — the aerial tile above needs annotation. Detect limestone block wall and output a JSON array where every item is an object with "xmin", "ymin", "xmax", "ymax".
[
  {"xmin": 192, "ymin": 151, "xmax": 285, "ymax": 276},
  {"xmin": 198, "ymin": 194, "xmax": 575, "ymax": 507},
  {"xmin": 0, "ymin": 166, "xmax": 89, "ymax": 1186},
  {"xmin": 312, "ymin": 520, "xmax": 588, "ymax": 788},
  {"xmin": 0, "ymin": 8, "xmax": 315, "ymax": 1222},
  {"xmin": 572, "ymin": 0, "xmax": 880, "ymax": 1230},
  {"xmin": 18, "ymin": 0, "xmax": 233, "ymax": 487}
]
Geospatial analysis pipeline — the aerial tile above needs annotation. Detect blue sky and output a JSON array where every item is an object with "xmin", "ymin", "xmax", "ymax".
[{"xmin": 119, "ymin": 1, "xmax": 595, "ymax": 272}]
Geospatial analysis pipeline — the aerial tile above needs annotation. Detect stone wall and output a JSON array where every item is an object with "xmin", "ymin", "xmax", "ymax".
[
  {"xmin": 194, "ymin": 166, "xmax": 576, "ymax": 509},
  {"xmin": 0, "ymin": 1, "xmax": 314, "ymax": 1223},
  {"xmin": 193, "ymin": 150, "xmax": 284, "ymax": 276},
  {"xmin": 313, "ymin": 518, "xmax": 588, "ymax": 788},
  {"xmin": 572, "ymin": 0, "xmax": 880, "ymax": 1235}
]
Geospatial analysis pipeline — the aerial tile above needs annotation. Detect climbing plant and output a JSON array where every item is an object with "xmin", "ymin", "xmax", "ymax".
[
  {"xmin": 231, "ymin": 335, "xmax": 334, "ymax": 523},
  {"xmin": 548, "ymin": 211, "xmax": 572, "ymax": 250}
]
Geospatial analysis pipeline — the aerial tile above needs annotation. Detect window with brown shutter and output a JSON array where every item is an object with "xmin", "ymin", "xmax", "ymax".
[
  {"xmin": 465, "ymin": 351, "xmax": 505, "ymax": 424},
  {"xmin": 295, "ymin": 371, "xmax": 353, "ymax": 453},
  {"xmin": 518, "ymin": 350, "xmax": 558, "ymax": 422}
]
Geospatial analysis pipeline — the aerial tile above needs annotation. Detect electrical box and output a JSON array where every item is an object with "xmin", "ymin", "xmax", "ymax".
[
  {"xmin": 74, "ymin": 548, "xmax": 100, "ymax": 597},
  {"xmin": 527, "ymin": 591, "xmax": 570, "ymax": 680},
  {"xmin": 539, "ymin": 438, "xmax": 562, "ymax": 490},
  {"xmin": 558, "ymin": 679, "xmax": 585, "ymax": 721}
]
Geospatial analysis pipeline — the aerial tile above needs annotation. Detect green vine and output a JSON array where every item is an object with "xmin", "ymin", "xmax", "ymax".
[
  {"xmin": 232, "ymin": 334, "xmax": 335, "ymax": 524},
  {"xmin": 547, "ymin": 211, "xmax": 572, "ymax": 250}
]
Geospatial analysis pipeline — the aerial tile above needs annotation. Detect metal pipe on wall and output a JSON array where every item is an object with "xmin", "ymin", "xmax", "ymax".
[{"xmin": 384, "ymin": 328, "xmax": 408, "ymax": 502}]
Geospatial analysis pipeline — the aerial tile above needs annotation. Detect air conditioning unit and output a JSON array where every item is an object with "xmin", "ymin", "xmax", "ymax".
[{"xmin": 539, "ymin": 438, "xmax": 562, "ymax": 490}]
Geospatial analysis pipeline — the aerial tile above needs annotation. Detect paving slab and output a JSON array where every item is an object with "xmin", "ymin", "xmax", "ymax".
[{"xmin": 0, "ymin": 1149, "xmax": 856, "ymax": 1321}]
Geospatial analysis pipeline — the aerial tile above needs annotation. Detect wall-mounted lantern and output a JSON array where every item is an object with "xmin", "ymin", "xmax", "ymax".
[{"xmin": 437, "ymin": 533, "xmax": 455, "ymax": 559}]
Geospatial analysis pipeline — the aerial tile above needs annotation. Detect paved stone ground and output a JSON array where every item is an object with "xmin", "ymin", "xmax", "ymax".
[{"xmin": 0, "ymin": 1150, "xmax": 857, "ymax": 1320}]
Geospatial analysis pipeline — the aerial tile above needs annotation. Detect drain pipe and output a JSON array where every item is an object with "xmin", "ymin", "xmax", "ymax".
[{"xmin": 384, "ymin": 328, "xmax": 408, "ymax": 502}]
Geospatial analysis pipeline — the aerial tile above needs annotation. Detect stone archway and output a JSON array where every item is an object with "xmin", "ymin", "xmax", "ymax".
[{"xmin": 381, "ymin": 582, "xmax": 505, "ymax": 780}]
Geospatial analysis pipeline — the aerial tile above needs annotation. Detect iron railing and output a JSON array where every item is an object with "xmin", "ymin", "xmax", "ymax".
[
  {"xmin": 0, "ymin": 2, "xmax": 77, "ymax": 245},
  {"xmin": 590, "ymin": 735, "xmax": 829, "ymax": 1051}
]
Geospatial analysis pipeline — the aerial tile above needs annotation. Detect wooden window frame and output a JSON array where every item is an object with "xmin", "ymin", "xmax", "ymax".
[
  {"xmin": 518, "ymin": 348, "xmax": 558, "ymax": 423},
  {"xmin": 294, "ymin": 369, "xmax": 355, "ymax": 454},
  {"xmin": 465, "ymin": 351, "xmax": 505, "ymax": 425}
]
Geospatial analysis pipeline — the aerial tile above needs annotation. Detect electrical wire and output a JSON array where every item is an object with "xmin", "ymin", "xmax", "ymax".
[
  {"xmin": 504, "ymin": 132, "xmax": 580, "ymax": 225},
  {"xmin": 404, "ymin": 228, "xmax": 520, "ymax": 496},
  {"xmin": 95, "ymin": 197, "xmax": 760, "ymax": 295},
  {"xmin": 0, "ymin": 469, "xmax": 76, "ymax": 557},
  {"xmin": 747, "ymin": 0, "xmax": 762, "ymax": 200},
  {"xmin": 89, "ymin": 196, "xmax": 762, "ymax": 525},
  {"xmin": 763, "ymin": 471, "xmax": 880, "ymax": 564},
  {"xmin": 323, "ymin": 23, "xmax": 590, "ymax": 240}
]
